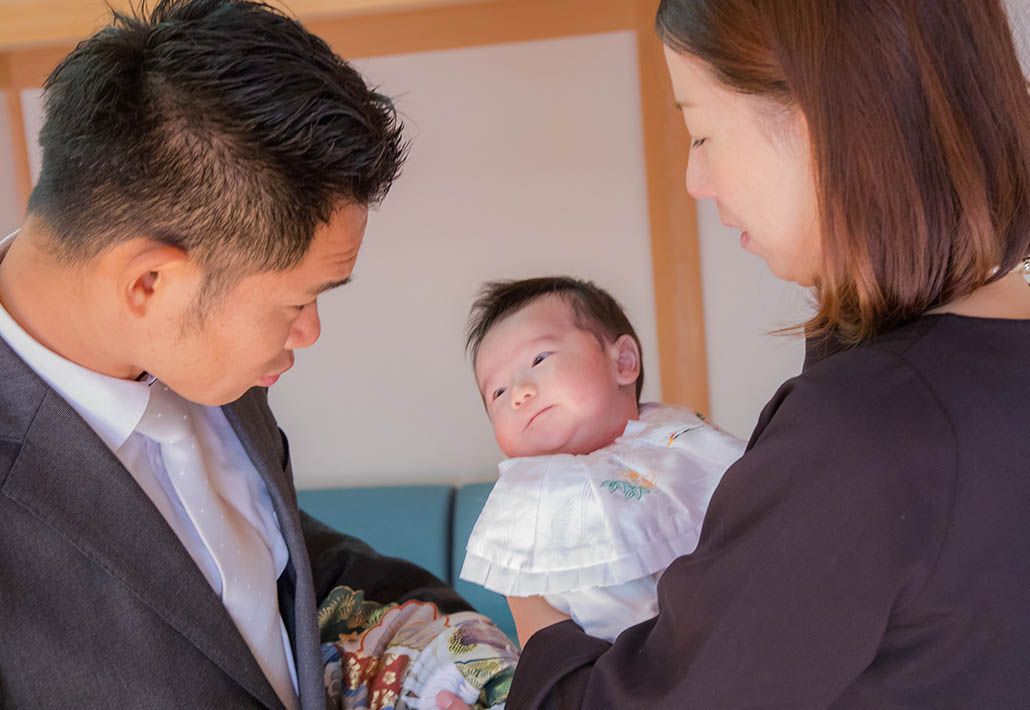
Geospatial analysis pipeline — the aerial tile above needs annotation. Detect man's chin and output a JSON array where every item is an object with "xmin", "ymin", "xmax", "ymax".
[
  {"xmin": 257, "ymin": 372, "xmax": 283, "ymax": 387},
  {"xmin": 185, "ymin": 383, "xmax": 255, "ymax": 407}
]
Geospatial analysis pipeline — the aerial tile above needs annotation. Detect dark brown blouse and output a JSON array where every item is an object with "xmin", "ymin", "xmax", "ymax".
[{"xmin": 507, "ymin": 314, "xmax": 1030, "ymax": 709}]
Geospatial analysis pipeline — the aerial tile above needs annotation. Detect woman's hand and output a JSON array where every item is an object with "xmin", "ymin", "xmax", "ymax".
[{"xmin": 507, "ymin": 595, "xmax": 572, "ymax": 648}]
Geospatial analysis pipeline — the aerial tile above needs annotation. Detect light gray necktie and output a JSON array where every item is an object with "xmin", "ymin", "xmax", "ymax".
[{"xmin": 136, "ymin": 383, "xmax": 298, "ymax": 710}]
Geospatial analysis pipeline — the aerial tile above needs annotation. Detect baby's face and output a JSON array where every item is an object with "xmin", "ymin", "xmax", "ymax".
[{"xmin": 475, "ymin": 296, "xmax": 636, "ymax": 458}]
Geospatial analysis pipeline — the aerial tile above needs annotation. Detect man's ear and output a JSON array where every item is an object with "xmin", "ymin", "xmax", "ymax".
[
  {"xmin": 612, "ymin": 334, "xmax": 641, "ymax": 387},
  {"xmin": 114, "ymin": 239, "xmax": 193, "ymax": 318}
]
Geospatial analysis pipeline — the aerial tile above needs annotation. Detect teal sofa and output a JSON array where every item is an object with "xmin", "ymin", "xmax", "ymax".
[{"xmin": 297, "ymin": 482, "xmax": 517, "ymax": 644}]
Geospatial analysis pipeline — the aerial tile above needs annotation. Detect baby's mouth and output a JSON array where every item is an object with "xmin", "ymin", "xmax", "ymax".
[{"xmin": 524, "ymin": 405, "xmax": 554, "ymax": 430}]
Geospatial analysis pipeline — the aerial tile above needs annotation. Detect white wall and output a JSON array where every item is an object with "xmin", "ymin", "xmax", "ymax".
[
  {"xmin": 0, "ymin": 93, "xmax": 24, "ymax": 236},
  {"xmin": 270, "ymin": 32, "xmax": 663, "ymax": 487},
  {"xmin": 21, "ymin": 88, "xmax": 43, "ymax": 184},
  {"xmin": 1008, "ymin": 0, "xmax": 1030, "ymax": 72}
]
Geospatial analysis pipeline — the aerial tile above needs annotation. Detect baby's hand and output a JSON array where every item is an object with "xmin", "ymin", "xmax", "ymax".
[
  {"xmin": 508, "ymin": 595, "xmax": 573, "ymax": 647},
  {"xmin": 436, "ymin": 691, "xmax": 472, "ymax": 709}
]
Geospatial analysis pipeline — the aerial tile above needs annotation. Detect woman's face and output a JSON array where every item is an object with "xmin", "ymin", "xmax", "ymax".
[{"xmin": 663, "ymin": 46, "xmax": 822, "ymax": 286}]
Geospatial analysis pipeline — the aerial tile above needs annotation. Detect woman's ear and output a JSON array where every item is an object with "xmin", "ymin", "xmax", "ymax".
[{"xmin": 612, "ymin": 334, "xmax": 641, "ymax": 387}]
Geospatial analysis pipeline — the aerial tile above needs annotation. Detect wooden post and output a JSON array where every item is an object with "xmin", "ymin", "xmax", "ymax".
[
  {"xmin": 0, "ymin": 53, "xmax": 34, "ymax": 214},
  {"xmin": 632, "ymin": 0, "xmax": 710, "ymax": 413}
]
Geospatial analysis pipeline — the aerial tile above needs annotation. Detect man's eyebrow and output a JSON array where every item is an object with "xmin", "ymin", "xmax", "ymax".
[{"xmin": 308, "ymin": 277, "xmax": 352, "ymax": 297}]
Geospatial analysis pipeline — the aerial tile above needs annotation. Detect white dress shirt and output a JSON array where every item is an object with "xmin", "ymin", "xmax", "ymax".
[{"xmin": 0, "ymin": 231, "xmax": 298, "ymax": 694}]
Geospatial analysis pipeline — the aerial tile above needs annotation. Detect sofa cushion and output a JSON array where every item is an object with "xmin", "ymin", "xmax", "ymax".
[{"xmin": 297, "ymin": 485, "xmax": 453, "ymax": 583}]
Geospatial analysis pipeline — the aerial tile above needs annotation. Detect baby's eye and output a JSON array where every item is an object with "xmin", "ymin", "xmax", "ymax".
[
  {"xmin": 491, "ymin": 387, "xmax": 507, "ymax": 401},
  {"xmin": 691, "ymin": 137, "xmax": 707, "ymax": 149},
  {"xmin": 532, "ymin": 352, "xmax": 552, "ymax": 367}
]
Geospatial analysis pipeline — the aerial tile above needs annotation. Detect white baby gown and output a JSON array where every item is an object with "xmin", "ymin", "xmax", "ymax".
[{"xmin": 460, "ymin": 404, "xmax": 746, "ymax": 643}]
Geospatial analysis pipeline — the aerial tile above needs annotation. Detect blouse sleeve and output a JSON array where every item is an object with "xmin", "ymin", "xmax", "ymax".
[{"xmin": 506, "ymin": 349, "xmax": 958, "ymax": 709}]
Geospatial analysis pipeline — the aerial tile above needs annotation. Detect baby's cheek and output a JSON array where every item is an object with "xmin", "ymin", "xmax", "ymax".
[
  {"xmin": 569, "ymin": 374, "xmax": 612, "ymax": 413},
  {"xmin": 493, "ymin": 421, "xmax": 518, "ymax": 457}
]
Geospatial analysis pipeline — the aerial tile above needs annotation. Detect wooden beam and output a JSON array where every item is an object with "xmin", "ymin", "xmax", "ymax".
[
  {"xmin": 3, "ymin": 46, "xmax": 67, "ymax": 90},
  {"xmin": 632, "ymin": 0, "xmax": 709, "ymax": 413},
  {"xmin": 0, "ymin": 0, "xmax": 496, "ymax": 52},
  {"xmin": 1, "ymin": 0, "xmax": 634, "ymax": 88},
  {"xmin": 308, "ymin": 0, "xmax": 632, "ymax": 59}
]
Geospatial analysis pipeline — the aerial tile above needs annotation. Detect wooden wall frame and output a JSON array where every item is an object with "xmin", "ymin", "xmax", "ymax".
[{"xmin": 0, "ymin": 0, "xmax": 709, "ymax": 413}]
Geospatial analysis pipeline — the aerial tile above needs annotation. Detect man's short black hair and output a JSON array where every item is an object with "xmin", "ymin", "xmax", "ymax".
[
  {"xmin": 28, "ymin": 0, "xmax": 406, "ymax": 284},
  {"xmin": 466, "ymin": 276, "xmax": 645, "ymax": 401}
]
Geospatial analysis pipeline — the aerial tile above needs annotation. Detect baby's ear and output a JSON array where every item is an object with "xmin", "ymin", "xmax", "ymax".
[{"xmin": 612, "ymin": 334, "xmax": 641, "ymax": 386}]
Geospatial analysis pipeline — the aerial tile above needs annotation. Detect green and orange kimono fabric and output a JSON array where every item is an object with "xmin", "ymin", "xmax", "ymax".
[{"xmin": 319, "ymin": 585, "xmax": 519, "ymax": 709}]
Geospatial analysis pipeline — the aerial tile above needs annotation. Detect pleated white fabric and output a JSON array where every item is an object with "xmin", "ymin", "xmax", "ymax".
[{"xmin": 461, "ymin": 404, "xmax": 746, "ymax": 642}]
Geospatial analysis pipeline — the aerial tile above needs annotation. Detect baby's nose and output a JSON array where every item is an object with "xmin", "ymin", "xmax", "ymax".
[{"xmin": 511, "ymin": 385, "xmax": 535, "ymax": 408}]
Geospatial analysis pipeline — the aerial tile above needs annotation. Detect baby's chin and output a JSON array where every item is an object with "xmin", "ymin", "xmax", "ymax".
[
  {"xmin": 501, "ymin": 433, "xmax": 573, "ymax": 459},
  {"xmin": 503, "ymin": 425, "xmax": 619, "ymax": 458}
]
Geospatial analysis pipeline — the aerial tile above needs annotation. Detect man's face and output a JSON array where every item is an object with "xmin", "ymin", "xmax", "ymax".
[{"xmin": 149, "ymin": 204, "xmax": 367, "ymax": 405}]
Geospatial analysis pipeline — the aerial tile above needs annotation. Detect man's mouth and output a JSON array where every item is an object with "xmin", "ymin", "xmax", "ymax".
[{"xmin": 259, "ymin": 354, "xmax": 295, "ymax": 386}]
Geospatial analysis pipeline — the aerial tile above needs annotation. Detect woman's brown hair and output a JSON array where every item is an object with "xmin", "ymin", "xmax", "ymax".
[{"xmin": 658, "ymin": 0, "xmax": 1030, "ymax": 343}]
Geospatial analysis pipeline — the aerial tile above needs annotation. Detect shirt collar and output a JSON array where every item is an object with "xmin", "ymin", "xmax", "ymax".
[
  {"xmin": 0, "ymin": 230, "xmax": 150, "ymax": 451},
  {"xmin": 802, "ymin": 326, "xmax": 852, "ymax": 372}
]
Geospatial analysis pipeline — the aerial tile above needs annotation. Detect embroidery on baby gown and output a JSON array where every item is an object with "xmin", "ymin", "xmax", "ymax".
[{"xmin": 600, "ymin": 469, "xmax": 656, "ymax": 500}]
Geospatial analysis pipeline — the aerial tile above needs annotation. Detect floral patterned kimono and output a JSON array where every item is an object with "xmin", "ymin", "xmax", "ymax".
[{"xmin": 318, "ymin": 585, "xmax": 518, "ymax": 709}]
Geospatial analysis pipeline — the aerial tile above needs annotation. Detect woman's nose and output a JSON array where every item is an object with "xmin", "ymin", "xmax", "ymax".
[{"xmin": 685, "ymin": 154, "xmax": 714, "ymax": 200}]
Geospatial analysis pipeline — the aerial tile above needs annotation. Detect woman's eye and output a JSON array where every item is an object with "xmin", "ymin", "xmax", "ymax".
[
  {"xmin": 532, "ymin": 352, "xmax": 551, "ymax": 367},
  {"xmin": 691, "ymin": 137, "xmax": 707, "ymax": 149},
  {"xmin": 491, "ymin": 387, "xmax": 507, "ymax": 401}
]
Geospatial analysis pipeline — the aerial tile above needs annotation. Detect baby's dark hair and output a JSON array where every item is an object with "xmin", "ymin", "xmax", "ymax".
[{"xmin": 466, "ymin": 276, "xmax": 644, "ymax": 400}]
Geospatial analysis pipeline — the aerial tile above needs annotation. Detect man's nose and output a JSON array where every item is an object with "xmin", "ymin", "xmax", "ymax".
[
  {"xmin": 510, "ymin": 381, "xmax": 537, "ymax": 409},
  {"xmin": 285, "ymin": 301, "xmax": 322, "ymax": 351}
]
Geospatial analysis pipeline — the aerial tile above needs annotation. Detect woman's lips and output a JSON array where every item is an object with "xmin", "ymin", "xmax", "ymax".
[{"xmin": 740, "ymin": 231, "xmax": 752, "ymax": 249}]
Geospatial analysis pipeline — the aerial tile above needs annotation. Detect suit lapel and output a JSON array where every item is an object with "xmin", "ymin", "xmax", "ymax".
[
  {"xmin": 0, "ymin": 344, "xmax": 282, "ymax": 709},
  {"xmin": 222, "ymin": 391, "xmax": 323, "ymax": 709}
]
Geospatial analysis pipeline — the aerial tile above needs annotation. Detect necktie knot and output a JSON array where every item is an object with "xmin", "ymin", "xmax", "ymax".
[{"xmin": 136, "ymin": 383, "xmax": 195, "ymax": 445}]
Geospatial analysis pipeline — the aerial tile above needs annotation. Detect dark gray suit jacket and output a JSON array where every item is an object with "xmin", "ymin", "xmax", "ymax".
[{"xmin": 0, "ymin": 338, "xmax": 470, "ymax": 708}]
